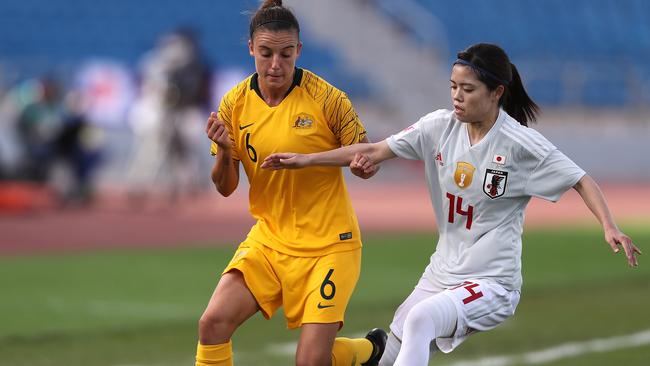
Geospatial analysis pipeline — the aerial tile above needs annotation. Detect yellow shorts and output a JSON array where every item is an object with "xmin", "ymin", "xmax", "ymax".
[{"xmin": 222, "ymin": 239, "xmax": 361, "ymax": 329}]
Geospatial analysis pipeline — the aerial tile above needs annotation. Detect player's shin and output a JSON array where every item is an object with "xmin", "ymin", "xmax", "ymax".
[
  {"xmin": 378, "ymin": 332, "xmax": 401, "ymax": 366},
  {"xmin": 196, "ymin": 341, "xmax": 233, "ymax": 366},
  {"xmin": 331, "ymin": 337, "xmax": 373, "ymax": 366}
]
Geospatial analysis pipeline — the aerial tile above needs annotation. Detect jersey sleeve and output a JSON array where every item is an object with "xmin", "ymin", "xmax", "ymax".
[
  {"xmin": 210, "ymin": 89, "xmax": 240, "ymax": 160},
  {"xmin": 324, "ymin": 89, "xmax": 367, "ymax": 146},
  {"xmin": 385, "ymin": 121, "xmax": 424, "ymax": 160},
  {"xmin": 385, "ymin": 110, "xmax": 449, "ymax": 160},
  {"xmin": 524, "ymin": 149, "xmax": 585, "ymax": 202}
]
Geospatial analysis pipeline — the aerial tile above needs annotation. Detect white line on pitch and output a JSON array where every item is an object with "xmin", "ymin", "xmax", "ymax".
[
  {"xmin": 265, "ymin": 329, "xmax": 650, "ymax": 364},
  {"xmin": 444, "ymin": 329, "xmax": 650, "ymax": 366}
]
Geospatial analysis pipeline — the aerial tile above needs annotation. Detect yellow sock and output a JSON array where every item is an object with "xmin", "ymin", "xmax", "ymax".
[
  {"xmin": 196, "ymin": 341, "xmax": 233, "ymax": 366},
  {"xmin": 331, "ymin": 337, "xmax": 373, "ymax": 366}
]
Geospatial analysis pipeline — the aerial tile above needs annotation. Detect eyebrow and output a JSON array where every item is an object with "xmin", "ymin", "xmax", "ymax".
[
  {"xmin": 450, "ymin": 80, "xmax": 476, "ymax": 87},
  {"xmin": 259, "ymin": 45, "xmax": 296, "ymax": 51}
]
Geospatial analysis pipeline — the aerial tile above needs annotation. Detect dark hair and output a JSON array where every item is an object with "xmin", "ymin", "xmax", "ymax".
[
  {"xmin": 249, "ymin": 0, "xmax": 300, "ymax": 39},
  {"xmin": 456, "ymin": 43, "xmax": 539, "ymax": 126}
]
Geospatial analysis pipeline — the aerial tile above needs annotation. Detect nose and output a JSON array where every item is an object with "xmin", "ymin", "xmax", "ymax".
[
  {"xmin": 452, "ymin": 88, "xmax": 462, "ymax": 101},
  {"xmin": 271, "ymin": 54, "xmax": 281, "ymax": 70}
]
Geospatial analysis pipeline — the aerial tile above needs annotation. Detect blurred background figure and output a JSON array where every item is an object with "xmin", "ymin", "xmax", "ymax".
[
  {"xmin": 14, "ymin": 76, "xmax": 63, "ymax": 184},
  {"xmin": 50, "ymin": 90, "xmax": 104, "ymax": 206},
  {"xmin": 126, "ymin": 28, "xmax": 212, "ymax": 206}
]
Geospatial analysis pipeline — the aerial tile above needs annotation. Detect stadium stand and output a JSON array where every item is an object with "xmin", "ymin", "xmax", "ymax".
[
  {"xmin": 0, "ymin": 0, "xmax": 370, "ymax": 98},
  {"xmin": 375, "ymin": 0, "xmax": 650, "ymax": 107}
]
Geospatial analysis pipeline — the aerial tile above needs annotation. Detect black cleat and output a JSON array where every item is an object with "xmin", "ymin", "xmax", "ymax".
[{"xmin": 361, "ymin": 328, "xmax": 388, "ymax": 366}]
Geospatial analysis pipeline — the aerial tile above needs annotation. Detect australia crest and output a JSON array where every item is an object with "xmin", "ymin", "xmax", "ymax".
[{"xmin": 483, "ymin": 169, "xmax": 508, "ymax": 198}]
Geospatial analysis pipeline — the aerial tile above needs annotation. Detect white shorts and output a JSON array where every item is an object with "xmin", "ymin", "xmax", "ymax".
[{"xmin": 389, "ymin": 274, "xmax": 520, "ymax": 353}]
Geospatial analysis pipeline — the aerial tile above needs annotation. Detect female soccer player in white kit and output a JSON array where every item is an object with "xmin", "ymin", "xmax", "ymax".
[{"xmin": 261, "ymin": 43, "xmax": 641, "ymax": 366}]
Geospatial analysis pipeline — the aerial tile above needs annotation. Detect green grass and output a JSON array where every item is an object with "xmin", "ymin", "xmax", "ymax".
[{"xmin": 0, "ymin": 226, "xmax": 648, "ymax": 366}]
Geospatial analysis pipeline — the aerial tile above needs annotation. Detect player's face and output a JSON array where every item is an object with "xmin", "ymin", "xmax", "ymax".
[
  {"xmin": 249, "ymin": 29, "xmax": 302, "ymax": 91},
  {"xmin": 450, "ymin": 65, "xmax": 503, "ymax": 124}
]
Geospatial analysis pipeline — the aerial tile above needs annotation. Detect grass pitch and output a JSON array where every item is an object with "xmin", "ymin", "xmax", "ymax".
[{"xmin": 0, "ymin": 226, "xmax": 648, "ymax": 365}]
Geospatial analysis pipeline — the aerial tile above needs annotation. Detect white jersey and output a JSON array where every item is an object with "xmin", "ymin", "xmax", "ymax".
[{"xmin": 386, "ymin": 109, "xmax": 585, "ymax": 291}]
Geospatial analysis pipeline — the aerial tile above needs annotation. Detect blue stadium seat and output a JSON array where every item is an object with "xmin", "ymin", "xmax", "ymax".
[
  {"xmin": 379, "ymin": 0, "xmax": 650, "ymax": 107},
  {"xmin": 0, "ymin": 0, "xmax": 371, "ymax": 98}
]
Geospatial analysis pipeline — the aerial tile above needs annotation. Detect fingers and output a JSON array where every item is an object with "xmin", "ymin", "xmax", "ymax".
[
  {"xmin": 207, "ymin": 122, "xmax": 224, "ymax": 142},
  {"xmin": 621, "ymin": 238, "xmax": 639, "ymax": 267},
  {"xmin": 261, "ymin": 153, "xmax": 295, "ymax": 170},
  {"xmin": 610, "ymin": 234, "xmax": 640, "ymax": 267},
  {"xmin": 206, "ymin": 113, "xmax": 221, "ymax": 137},
  {"xmin": 205, "ymin": 113, "xmax": 232, "ymax": 149},
  {"xmin": 350, "ymin": 153, "xmax": 378, "ymax": 179},
  {"xmin": 260, "ymin": 155, "xmax": 277, "ymax": 169},
  {"xmin": 206, "ymin": 112, "xmax": 218, "ymax": 133},
  {"xmin": 363, "ymin": 164, "xmax": 378, "ymax": 174},
  {"xmin": 351, "ymin": 153, "xmax": 374, "ymax": 172},
  {"xmin": 608, "ymin": 239, "xmax": 620, "ymax": 253}
]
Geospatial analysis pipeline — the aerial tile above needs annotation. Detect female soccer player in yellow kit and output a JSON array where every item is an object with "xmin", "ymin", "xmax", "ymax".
[{"xmin": 195, "ymin": 1, "xmax": 386, "ymax": 366}]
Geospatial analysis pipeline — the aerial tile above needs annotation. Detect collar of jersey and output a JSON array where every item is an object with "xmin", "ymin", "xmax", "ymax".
[
  {"xmin": 250, "ymin": 67, "xmax": 304, "ymax": 101},
  {"xmin": 464, "ymin": 108, "xmax": 506, "ymax": 149}
]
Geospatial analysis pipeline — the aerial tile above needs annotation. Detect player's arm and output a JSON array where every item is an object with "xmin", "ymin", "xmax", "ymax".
[
  {"xmin": 207, "ymin": 112, "xmax": 239, "ymax": 197},
  {"xmin": 261, "ymin": 140, "xmax": 396, "ymax": 171},
  {"xmin": 573, "ymin": 174, "xmax": 641, "ymax": 266},
  {"xmin": 349, "ymin": 135, "xmax": 380, "ymax": 179}
]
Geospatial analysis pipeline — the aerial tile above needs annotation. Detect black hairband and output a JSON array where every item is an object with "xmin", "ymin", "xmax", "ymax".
[
  {"xmin": 454, "ymin": 59, "xmax": 509, "ymax": 86},
  {"xmin": 256, "ymin": 19, "xmax": 296, "ymax": 29}
]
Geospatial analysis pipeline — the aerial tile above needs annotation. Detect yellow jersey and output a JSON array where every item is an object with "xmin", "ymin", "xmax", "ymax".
[{"xmin": 211, "ymin": 68, "xmax": 367, "ymax": 257}]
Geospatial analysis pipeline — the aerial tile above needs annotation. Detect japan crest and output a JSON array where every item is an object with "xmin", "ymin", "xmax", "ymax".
[{"xmin": 483, "ymin": 169, "xmax": 508, "ymax": 198}]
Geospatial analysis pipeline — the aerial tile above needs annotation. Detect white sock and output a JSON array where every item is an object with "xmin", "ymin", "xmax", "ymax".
[
  {"xmin": 378, "ymin": 332, "xmax": 401, "ymax": 366},
  {"xmin": 393, "ymin": 294, "xmax": 457, "ymax": 366}
]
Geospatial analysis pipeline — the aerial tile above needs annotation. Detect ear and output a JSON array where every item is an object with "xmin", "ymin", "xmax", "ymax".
[
  {"xmin": 248, "ymin": 39, "xmax": 254, "ymax": 57},
  {"xmin": 493, "ymin": 84, "xmax": 505, "ymax": 102},
  {"xmin": 296, "ymin": 41, "xmax": 303, "ymax": 57}
]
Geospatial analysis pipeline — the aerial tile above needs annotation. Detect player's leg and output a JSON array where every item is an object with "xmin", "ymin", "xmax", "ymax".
[
  {"xmin": 378, "ymin": 332, "xmax": 401, "ymax": 366},
  {"xmin": 286, "ymin": 248, "xmax": 385, "ymax": 365},
  {"xmin": 196, "ymin": 271, "xmax": 258, "ymax": 366},
  {"xmin": 379, "ymin": 332, "xmax": 440, "ymax": 366},
  {"xmin": 296, "ymin": 322, "xmax": 338, "ymax": 366},
  {"xmin": 197, "ymin": 241, "xmax": 283, "ymax": 366},
  {"xmin": 379, "ymin": 272, "xmax": 447, "ymax": 366},
  {"xmin": 332, "ymin": 328, "xmax": 387, "ymax": 366},
  {"xmin": 296, "ymin": 323, "xmax": 386, "ymax": 366},
  {"xmin": 393, "ymin": 293, "xmax": 457, "ymax": 366},
  {"xmin": 389, "ymin": 280, "xmax": 520, "ymax": 366}
]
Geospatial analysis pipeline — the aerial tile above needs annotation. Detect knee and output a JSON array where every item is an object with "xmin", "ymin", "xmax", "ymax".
[
  {"xmin": 295, "ymin": 348, "xmax": 331, "ymax": 366},
  {"xmin": 403, "ymin": 301, "xmax": 435, "ymax": 336},
  {"xmin": 403, "ymin": 296, "xmax": 457, "ymax": 340},
  {"xmin": 198, "ymin": 311, "xmax": 237, "ymax": 343}
]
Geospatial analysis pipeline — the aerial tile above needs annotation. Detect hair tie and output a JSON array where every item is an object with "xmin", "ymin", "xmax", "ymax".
[
  {"xmin": 454, "ymin": 59, "xmax": 509, "ymax": 86},
  {"xmin": 256, "ymin": 19, "xmax": 295, "ymax": 29}
]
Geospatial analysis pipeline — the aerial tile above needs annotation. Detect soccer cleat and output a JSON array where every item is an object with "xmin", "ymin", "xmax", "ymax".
[{"xmin": 361, "ymin": 328, "xmax": 388, "ymax": 366}]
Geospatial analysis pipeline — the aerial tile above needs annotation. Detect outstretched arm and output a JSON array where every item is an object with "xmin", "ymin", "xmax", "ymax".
[
  {"xmin": 573, "ymin": 175, "xmax": 641, "ymax": 266},
  {"xmin": 261, "ymin": 140, "xmax": 396, "ymax": 170}
]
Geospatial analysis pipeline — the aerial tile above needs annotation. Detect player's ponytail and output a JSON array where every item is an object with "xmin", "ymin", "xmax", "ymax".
[
  {"xmin": 249, "ymin": 0, "xmax": 300, "ymax": 39},
  {"xmin": 503, "ymin": 62, "xmax": 539, "ymax": 126},
  {"xmin": 455, "ymin": 43, "xmax": 539, "ymax": 126}
]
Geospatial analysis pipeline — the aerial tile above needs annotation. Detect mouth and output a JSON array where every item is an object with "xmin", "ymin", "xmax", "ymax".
[{"xmin": 453, "ymin": 105, "xmax": 464, "ymax": 113}]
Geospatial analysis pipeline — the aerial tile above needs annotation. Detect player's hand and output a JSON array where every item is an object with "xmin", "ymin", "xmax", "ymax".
[
  {"xmin": 350, "ymin": 153, "xmax": 379, "ymax": 179},
  {"xmin": 206, "ymin": 112, "xmax": 232, "ymax": 150},
  {"xmin": 604, "ymin": 227, "xmax": 641, "ymax": 267},
  {"xmin": 261, "ymin": 153, "xmax": 307, "ymax": 170}
]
